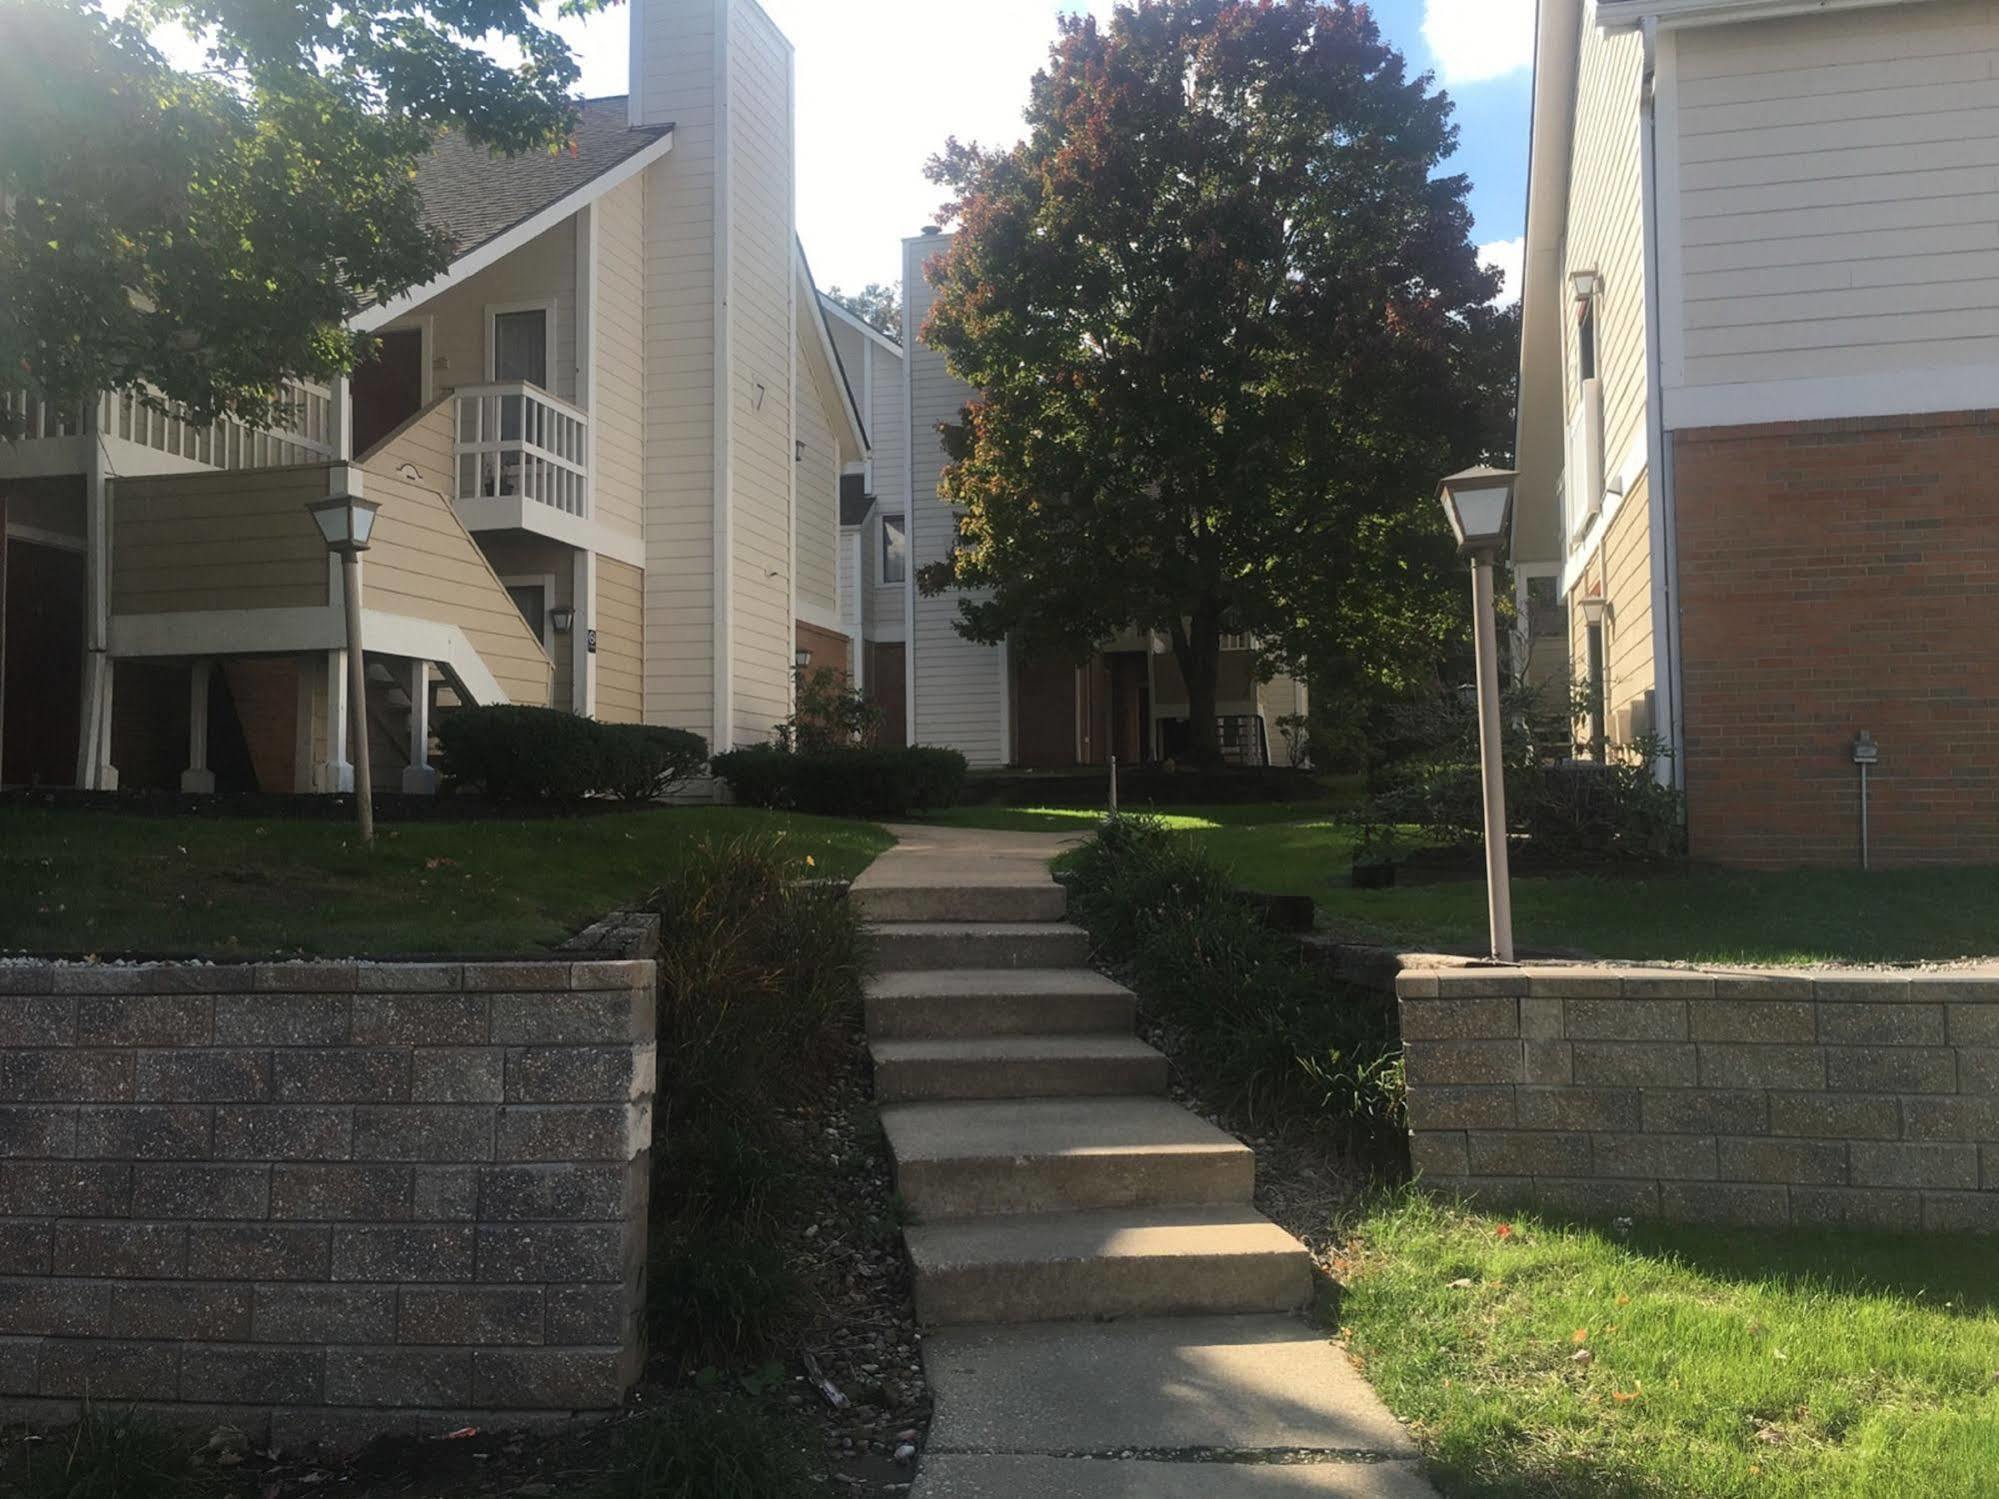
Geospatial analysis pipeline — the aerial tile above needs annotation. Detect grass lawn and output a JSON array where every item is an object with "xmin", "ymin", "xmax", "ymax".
[
  {"xmin": 0, "ymin": 805, "xmax": 893, "ymax": 959},
  {"xmin": 1340, "ymin": 1193, "xmax": 1999, "ymax": 1498}
]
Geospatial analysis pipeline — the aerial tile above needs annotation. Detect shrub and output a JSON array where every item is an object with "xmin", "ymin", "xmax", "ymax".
[
  {"xmin": 1064, "ymin": 814, "xmax": 1404, "ymax": 1150},
  {"xmin": 776, "ymin": 666, "xmax": 883, "ymax": 752},
  {"xmin": 599, "ymin": 1391, "xmax": 813, "ymax": 1499},
  {"xmin": 22, "ymin": 1409, "xmax": 213, "ymax": 1499},
  {"xmin": 648, "ymin": 834, "xmax": 867, "ymax": 1117},
  {"xmin": 712, "ymin": 745, "xmax": 967, "ymax": 818},
  {"xmin": 435, "ymin": 706, "xmax": 708, "ymax": 803},
  {"xmin": 648, "ymin": 1218, "xmax": 806, "ymax": 1363},
  {"xmin": 597, "ymin": 723, "xmax": 707, "ymax": 802}
]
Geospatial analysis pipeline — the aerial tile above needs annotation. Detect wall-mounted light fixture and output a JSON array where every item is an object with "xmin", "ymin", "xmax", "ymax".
[
  {"xmin": 1570, "ymin": 268, "xmax": 1602, "ymax": 303},
  {"xmin": 796, "ymin": 440, "xmax": 806, "ymax": 463},
  {"xmin": 795, "ymin": 648, "xmax": 812, "ymax": 669},
  {"xmin": 550, "ymin": 604, "xmax": 576, "ymax": 635}
]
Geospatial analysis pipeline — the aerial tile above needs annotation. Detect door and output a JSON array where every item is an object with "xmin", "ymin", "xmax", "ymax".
[
  {"xmin": 506, "ymin": 583, "xmax": 549, "ymax": 647},
  {"xmin": 867, "ymin": 643, "xmax": 906, "ymax": 747},
  {"xmin": 492, "ymin": 309, "xmax": 549, "ymax": 388},
  {"xmin": 350, "ymin": 328, "xmax": 425, "ymax": 457},
  {"xmin": 1, "ymin": 539, "xmax": 85, "ymax": 786}
]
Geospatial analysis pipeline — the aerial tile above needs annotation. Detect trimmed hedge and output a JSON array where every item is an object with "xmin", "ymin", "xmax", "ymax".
[
  {"xmin": 436, "ymin": 705, "xmax": 706, "ymax": 802},
  {"xmin": 711, "ymin": 745, "xmax": 967, "ymax": 818}
]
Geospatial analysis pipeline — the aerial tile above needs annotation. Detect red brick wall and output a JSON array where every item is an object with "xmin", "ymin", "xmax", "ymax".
[
  {"xmin": 1674, "ymin": 412, "xmax": 1999, "ymax": 867},
  {"xmin": 794, "ymin": 620, "xmax": 850, "ymax": 680}
]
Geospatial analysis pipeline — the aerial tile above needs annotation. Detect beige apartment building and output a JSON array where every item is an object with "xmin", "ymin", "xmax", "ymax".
[{"xmin": 0, "ymin": 0, "xmax": 864, "ymax": 794}]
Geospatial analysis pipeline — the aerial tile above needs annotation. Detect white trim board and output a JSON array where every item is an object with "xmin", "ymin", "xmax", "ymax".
[
  {"xmin": 819, "ymin": 293, "xmax": 903, "ymax": 359},
  {"xmin": 1664, "ymin": 362, "xmax": 1999, "ymax": 432},
  {"xmin": 353, "ymin": 131, "xmax": 675, "ymax": 334},
  {"xmin": 796, "ymin": 600, "xmax": 845, "ymax": 635}
]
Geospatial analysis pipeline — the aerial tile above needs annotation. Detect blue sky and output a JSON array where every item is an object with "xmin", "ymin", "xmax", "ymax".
[{"xmin": 540, "ymin": 0, "xmax": 1535, "ymax": 301}]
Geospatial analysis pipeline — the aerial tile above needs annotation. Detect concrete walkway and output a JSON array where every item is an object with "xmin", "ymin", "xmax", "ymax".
[{"xmin": 852, "ymin": 824, "xmax": 1434, "ymax": 1499}]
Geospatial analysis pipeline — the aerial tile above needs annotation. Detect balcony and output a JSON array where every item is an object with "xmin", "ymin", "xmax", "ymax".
[
  {"xmin": 1, "ymin": 381, "xmax": 335, "ymax": 480},
  {"xmin": 452, "ymin": 382, "xmax": 590, "ymax": 543}
]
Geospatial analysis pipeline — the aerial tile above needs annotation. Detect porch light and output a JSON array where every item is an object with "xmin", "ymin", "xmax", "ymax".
[
  {"xmin": 1436, "ymin": 466, "xmax": 1516, "ymax": 559},
  {"xmin": 550, "ymin": 604, "xmax": 576, "ymax": 635},
  {"xmin": 1579, "ymin": 592, "xmax": 1608, "ymax": 628},
  {"xmin": 306, "ymin": 493, "xmax": 381, "ymax": 553},
  {"xmin": 795, "ymin": 649, "xmax": 812, "ymax": 669}
]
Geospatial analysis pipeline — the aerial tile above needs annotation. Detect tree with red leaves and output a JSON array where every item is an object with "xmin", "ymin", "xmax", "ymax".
[{"xmin": 919, "ymin": 0, "xmax": 1517, "ymax": 765}]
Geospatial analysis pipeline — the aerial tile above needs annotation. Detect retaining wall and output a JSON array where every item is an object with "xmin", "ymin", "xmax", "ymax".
[
  {"xmin": 0, "ymin": 945, "xmax": 656, "ymax": 1442},
  {"xmin": 1399, "ymin": 966, "xmax": 1998, "ymax": 1231}
]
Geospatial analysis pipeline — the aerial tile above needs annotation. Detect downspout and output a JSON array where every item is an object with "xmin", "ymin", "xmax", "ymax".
[{"xmin": 1637, "ymin": 16, "xmax": 1686, "ymax": 790}]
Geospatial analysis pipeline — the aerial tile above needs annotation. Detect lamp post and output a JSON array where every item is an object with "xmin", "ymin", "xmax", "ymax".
[
  {"xmin": 1437, "ymin": 466, "xmax": 1518, "ymax": 963},
  {"xmin": 307, "ymin": 493, "xmax": 382, "ymax": 845}
]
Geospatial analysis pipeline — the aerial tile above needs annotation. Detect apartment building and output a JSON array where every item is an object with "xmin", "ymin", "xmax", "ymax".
[
  {"xmin": 1516, "ymin": 0, "xmax": 1999, "ymax": 865},
  {"xmin": 0, "ymin": 0, "xmax": 863, "ymax": 794}
]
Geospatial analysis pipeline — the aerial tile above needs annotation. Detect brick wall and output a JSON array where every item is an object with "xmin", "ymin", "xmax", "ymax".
[
  {"xmin": 1400, "ymin": 965, "xmax": 1998, "ymax": 1232},
  {"xmin": 795, "ymin": 619, "xmax": 851, "ymax": 680},
  {"xmin": 1674, "ymin": 412, "xmax": 1999, "ymax": 866},
  {"xmin": 0, "ymin": 948, "xmax": 656, "ymax": 1443}
]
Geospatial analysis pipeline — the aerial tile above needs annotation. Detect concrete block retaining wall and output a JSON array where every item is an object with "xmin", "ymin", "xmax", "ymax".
[
  {"xmin": 1399, "ymin": 966, "xmax": 1999, "ymax": 1232},
  {"xmin": 0, "ymin": 947, "xmax": 657, "ymax": 1442}
]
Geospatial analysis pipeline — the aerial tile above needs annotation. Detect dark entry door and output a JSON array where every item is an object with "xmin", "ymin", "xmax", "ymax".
[
  {"xmin": 351, "ymin": 328, "xmax": 426, "ymax": 457},
  {"xmin": 1, "ymin": 539, "xmax": 85, "ymax": 786}
]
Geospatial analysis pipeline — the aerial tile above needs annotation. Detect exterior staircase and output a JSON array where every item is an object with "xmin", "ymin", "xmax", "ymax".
[{"xmin": 853, "ymin": 867, "xmax": 1314, "ymax": 1328}]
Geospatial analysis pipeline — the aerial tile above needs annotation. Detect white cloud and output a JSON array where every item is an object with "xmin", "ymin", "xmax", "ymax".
[
  {"xmin": 1478, "ymin": 235, "xmax": 1524, "ymax": 306},
  {"xmin": 1422, "ymin": 0, "xmax": 1533, "ymax": 85}
]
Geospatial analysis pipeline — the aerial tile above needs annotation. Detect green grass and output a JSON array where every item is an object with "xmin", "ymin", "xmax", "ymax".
[
  {"xmin": 0, "ymin": 806, "xmax": 893, "ymax": 959},
  {"xmin": 1340, "ymin": 1193, "xmax": 1999, "ymax": 1498},
  {"xmin": 944, "ymin": 799, "xmax": 1999, "ymax": 964}
]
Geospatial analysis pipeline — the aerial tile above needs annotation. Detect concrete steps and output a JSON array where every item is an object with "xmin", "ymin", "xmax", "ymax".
[
  {"xmin": 866, "ymin": 968, "xmax": 1136, "ymax": 1040},
  {"xmin": 872, "ymin": 1035, "xmax": 1168, "ymax": 1102},
  {"xmin": 881, "ymin": 1097, "xmax": 1255, "ymax": 1218},
  {"xmin": 904, "ymin": 1204, "xmax": 1312, "ymax": 1325},
  {"xmin": 872, "ymin": 921, "xmax": 1092, "ymax": 973},
  {"xmin": 853, "ymin": 882, "xmax": 1070, "ymax": 925}
]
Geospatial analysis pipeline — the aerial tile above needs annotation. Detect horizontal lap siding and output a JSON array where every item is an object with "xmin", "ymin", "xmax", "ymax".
[
  {"xmin": 1572, "ymin": 475, "xmax": 1655, "ymax": 746},
  {"xmin": 595, "ymin": 175, "xmax": 647, "ymax": 545},
  {"xmin": 1568, "ymin": 22, "xmax": 1649, "ymax": 486},
  {"xmin": 795, "ymin": 338, "xmax": 840, "ymax": 618},
  {"xmin": 110, "ymin": 468, "xmax": 330, "ymax": 616},
  {"xmin": 1675, "ymin": 2, "xmax": 1999, "ymax": 392},
  {"xmin": 905, "ymin": 234, "xmax": 1005, "ymax": 764},
  {"xmin": 724, "ymin": 0, "xmax": 795, "ymax": 750},
  {"xmin": 596, "ymin": 557, "xmax": 645, "ymax": 725},
  {"xmin": 360, "ymin": 427, "xmax": 551, "ymax": 707},
  {"xmin": 641, "ymin": 0, "xmax": 718, "ymax": 742},
  {"xmin": 425, "ymin": 221, "xmax": 579, "ymax": 403}
]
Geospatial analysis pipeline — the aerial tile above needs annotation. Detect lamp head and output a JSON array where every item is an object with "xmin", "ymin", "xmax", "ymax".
[
  {"xmin": 307, "ymin": 493, "xmax": 380, "ymax": 554},
  {"xmin": 1579, "ymin": 592, "xmax": 1608, "ymax": 628},
  {"xmin": 1436, "ymin": 466, "xmax": 1517, "ymax": 559}
]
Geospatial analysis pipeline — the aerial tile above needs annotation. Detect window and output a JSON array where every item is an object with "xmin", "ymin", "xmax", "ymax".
[
  {"xmin": 491, "ymin": 308, "xmax": 549, "ymax": 388},
  {"xmin": 1577, "ymin": 297, "xmax": 1598, "ymax": 384},
  {"xmin": 881, "ymin": 514, "xmax": 907, "ymax": 585}
]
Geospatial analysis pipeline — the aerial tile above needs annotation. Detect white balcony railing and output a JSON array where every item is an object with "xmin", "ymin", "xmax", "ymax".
[
  {"xmin": 454, "ymin": 382, "xmax": 589, "ymax": 519},
  {"xmin": 3, "ymin": 381, "xmax": 335, "ymax": 470}
]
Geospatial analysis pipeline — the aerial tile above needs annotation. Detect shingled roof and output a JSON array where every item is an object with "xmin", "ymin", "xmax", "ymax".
[{"xmin": 414, "ymin": 96, "xmax": 670, "ymax": 259}]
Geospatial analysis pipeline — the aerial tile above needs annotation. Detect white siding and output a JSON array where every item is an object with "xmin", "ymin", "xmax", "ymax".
[
  {"xmin": 1668, "ymin": 1, "xmax": 1999, "ymax": 419},
  {"xmin": 904, "ymin": 232, "xmax": 1006, "ymax": 765},
  {"xmin": 724, "ymin": 0, "xmax": 796, "ymax": 748},
  {"xmin": 1564, "ymin": 16, "xmax": 1648, "ymax": 494},
  {"xmin": 638, "ymin": 0, "xmax": 719, "ymax": 742},
  {"xmin": 594, "ymin": 174, "xmax": 647, "ymax": 542},
  {"xmin": 795, "ymin": 329, "xmax": 840, "ymax": 617}
]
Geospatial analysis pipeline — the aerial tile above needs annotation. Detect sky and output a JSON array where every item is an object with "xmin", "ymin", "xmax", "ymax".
[{"xmin": 539, "ymin": 0, "xmax": 1535, "ymax": 304}]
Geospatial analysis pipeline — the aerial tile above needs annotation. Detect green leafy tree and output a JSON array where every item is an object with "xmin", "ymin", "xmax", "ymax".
[
  {"xmin": 0, "ymin": 0, "xmax": 612, "ymax": 435},
  {"xmin": 918, "ymin": 0, "xmax": 1517, "ymax": 763},
  {"xmin": 825, "ymin": 282, "xmax": 902, "ymax": 341}
]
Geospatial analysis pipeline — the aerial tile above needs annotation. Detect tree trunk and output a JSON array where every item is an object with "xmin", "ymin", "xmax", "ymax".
[{"xmin": 1170, "ymin": 609, "xmax": 1224, "ymax": 768}]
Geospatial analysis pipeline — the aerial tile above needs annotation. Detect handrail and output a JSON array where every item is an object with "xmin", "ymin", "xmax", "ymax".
[
  {"xmin": 4, "ymin": 382, "xmax": 336, "ymax": 469},
  {"xmin": 452, "ymin": 381, "xmax": 589, "ymax": 519}
]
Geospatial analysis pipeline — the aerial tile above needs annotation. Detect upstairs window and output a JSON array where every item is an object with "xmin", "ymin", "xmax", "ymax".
[
  {"xmin": 491, "ymin": 307, "xmax": 549, "ymax": 388},
  {"xmin": 881, "ymin": 515, "xmax": 908, "ymax": 585},
  {"xmin": 1577, "ymin": 296, "xmax": 1598, "ymax": 385}
]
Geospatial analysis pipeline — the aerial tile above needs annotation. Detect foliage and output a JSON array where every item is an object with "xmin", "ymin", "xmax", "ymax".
[
  {"xmin": 434, "ymin": 706, "xmax": 709, "ymax": 804},
  {"xmin": 918, "ymin": 0, "xmax": 1519, "ymax": 762},
  {"xmin": 2, "ymin": 0, "xmax": 608, "ymax": 433},
  {"xmin": 824, "ymin": 282, "xmax": 902, "ymax": 341},
  {"xmin": 713, "ymin": 745, "xmax": 968, "ymax": 818},
  {"xmin": 644, "ymin": 836, "xmax": 866, "ymax": 1366},
  {"xmin": 775, "ymin": 667, "xmax": 884, "ymax": 753},
  {"xmin": 20, "ymin": 1408, "xmax": 213, "ymax": 1499},
  {"xmin": 648, "ymin": 835, "xmax": 866, "ymax": 1120},
  {"xmin": 596, "ymin": 723, "xmax": 709, "ymax": 803},
  {"xmin": 1341, "ymin": 1192, "xmax": 1999, "ymax": 1498},
  {"xmin": 1063, "ymin": 814, "xmax": 1403, "ymax": 1148},
  {"xmin": 599, "ymin": 1389, "xmax": 815, "ymax": 1499}
]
